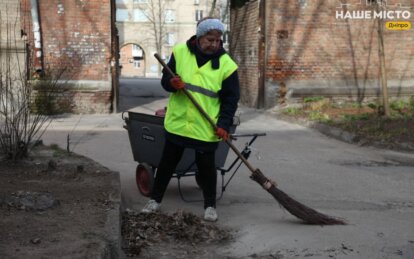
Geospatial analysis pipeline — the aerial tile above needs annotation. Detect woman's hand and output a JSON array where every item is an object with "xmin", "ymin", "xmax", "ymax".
[{"xmin": 170, "ymin": 76, "xmax": 185, "ymax": 90}]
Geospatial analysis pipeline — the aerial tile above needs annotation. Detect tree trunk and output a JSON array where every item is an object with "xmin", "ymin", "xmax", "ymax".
[
  {"xmin": 376, "ymin": 3, "xmax": 390, "ymax": 116},
  {"xmin": 209, "ymin": 0, "xmax": 217, "ymax": 17}
]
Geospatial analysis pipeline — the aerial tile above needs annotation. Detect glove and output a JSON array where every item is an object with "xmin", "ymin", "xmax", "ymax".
[
  {"xmin": 215, "ymin": 127, "xmax": 229, "ymax": 141},
  {"xmin": 170, "ymin": 76, "xmax": 185, "ymax": 90}
]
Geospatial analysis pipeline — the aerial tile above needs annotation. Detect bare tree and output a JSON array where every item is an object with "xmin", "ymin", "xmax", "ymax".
[
  {"xmin": 134, "ymin": 0, "xmax": 170, "ymax": 74},
  {"xmin": 221, "ymin": 0, "xmax": 231, "ymax": 22},
  {"xmin": 209, "ymin": 0, "xmax": 230, "ymax": 21},
  {"xmin": 0, "ymin": 7, "xmax": 63, "ymax": 160},
  {"xmin": 374, "ymin": 0, "xmax": 390, "ymax": 116},
  {"xmin": 209, "ymin": 0, "xmax": 218, "ymax": 17}
]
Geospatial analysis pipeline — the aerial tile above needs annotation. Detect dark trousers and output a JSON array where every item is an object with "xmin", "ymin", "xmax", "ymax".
[{"xmin": 150, "ymin": 139, "xmax": 217, "ymax": 209}]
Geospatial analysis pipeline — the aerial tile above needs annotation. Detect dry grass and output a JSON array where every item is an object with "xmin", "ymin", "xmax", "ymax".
[{"xmin": 280, "ymin": 97, "xmax": 414, "ymax": 151}]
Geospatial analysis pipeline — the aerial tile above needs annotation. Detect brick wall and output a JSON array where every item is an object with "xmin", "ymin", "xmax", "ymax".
[
  {"xmin": 21, "ymin": 0, "xmax": 115, "ymax": 113},
  {"xmin": 231, "ymin": 0, "xmax": 414, "ymax": 108},
  {"xmin": 119, "ymin": 44, "xmax": 145, "ymax": 77},
  {"xmin": 230, "ymin": 1, "xmax": 260, "ymax": 107},
  {"xmin": 33, "ymin": 80, "xmax": 112, "ymax": 114}
]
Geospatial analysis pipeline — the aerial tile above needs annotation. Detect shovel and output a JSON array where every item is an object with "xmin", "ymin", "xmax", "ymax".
[{"xmin": 154, "ymin": 53, "xmax": 345, "ymax": 225}]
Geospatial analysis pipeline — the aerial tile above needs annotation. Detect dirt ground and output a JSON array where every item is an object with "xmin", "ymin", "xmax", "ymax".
[
  {"xmin": 0, "ymin": 144, "xmax": 239, "ymax": 259},
  {"xmin": 0, "ymin": 144, "xmax": 120, "ymax": 259},
  {"xmin": 325, "ymin": 108, "xmax": 414, "ymax": 150},
  {"xmin": 278, "ymin": 104, "xmax": 414, "ymax": 152},
  {"xmin": 1, "ymin": 107, "xmax": 413, "ymax": 258}
]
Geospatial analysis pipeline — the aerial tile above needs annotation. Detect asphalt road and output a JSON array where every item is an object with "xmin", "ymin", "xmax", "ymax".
[{"xmin": 42, "ymin": 77, "xmax": 414, "ymax": 259}]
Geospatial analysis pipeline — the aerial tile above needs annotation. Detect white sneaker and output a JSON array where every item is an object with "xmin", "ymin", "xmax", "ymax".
[
  {"xmin": 141, "ymin": 199, "xmax": 160, "ymax": 213},
  {"xmin": 204, "ymin": 207, "xmax": 218, "ymax": 222}
]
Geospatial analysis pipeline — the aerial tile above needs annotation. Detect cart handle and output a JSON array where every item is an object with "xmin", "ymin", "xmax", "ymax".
[
  {"xmin": 231, "ymin": 133, "xmax": 266, "ymax": 138},
  {"xmin": 230, "ymin": 133, "xmax": 266, "ymax": 141},
  {"xmin": 121, "ymin": 111, "xmax": 128, "ymax": 120}
]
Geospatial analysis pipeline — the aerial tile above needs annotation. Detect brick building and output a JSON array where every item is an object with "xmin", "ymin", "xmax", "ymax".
[
  {"xmin": 19, "ymin": 0, "xmax": 119, "ymax": 113},
  {"xmin": 230, "ymin": 0, "xmax": 414, "ymax": 108}
]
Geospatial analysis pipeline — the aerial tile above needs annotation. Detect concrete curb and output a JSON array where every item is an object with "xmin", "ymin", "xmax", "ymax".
[
  {"xmin": 310, "ymin": 122, "xmax": 359, "ymax": 144},
  {"xmin": 309, "ymin": 121, "xmax": 414, "ymax": 155},
  {"xmin": 102, "ymin": 170, "xmax": 124, "ymax": 259}
]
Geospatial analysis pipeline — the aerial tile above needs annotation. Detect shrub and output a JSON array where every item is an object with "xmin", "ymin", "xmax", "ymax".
[
  {"xmin": 0, "ymin": 16, "xmax": 64, "ymax": 160},
  {"xmin": 409, "ymin": 96, "xmax": 414, "ymax": 111},
  {"xmin": 283, "ymin": 107, "xmax": 302, "ymax": 116},
  {"xmin": 303, "ymin": 96, "xmax": 325, "ymax": 103}
]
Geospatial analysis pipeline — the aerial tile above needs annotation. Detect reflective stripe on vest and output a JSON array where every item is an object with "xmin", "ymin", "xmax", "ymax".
[
  {"xmin": 185, "ymin": 83, "xmax": 219, "ymax": 98},
  {"xmin": 164, "ymin": 43, "xmax": 238, "ymax": 142}
]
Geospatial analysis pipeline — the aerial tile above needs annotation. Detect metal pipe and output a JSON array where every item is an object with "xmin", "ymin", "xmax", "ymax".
[
  {"xmin": 30, "ymin": 0, "xmax": 43, "ymax": 74},
  {"xmin": 257, "ymin": 0, "xmax": 266, "ymax": 108}
]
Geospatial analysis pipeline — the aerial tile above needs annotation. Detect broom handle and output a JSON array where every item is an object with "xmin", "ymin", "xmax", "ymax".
[{"xmin": 154, "ymin": 53, "xmax": 257, "ymax": 174}]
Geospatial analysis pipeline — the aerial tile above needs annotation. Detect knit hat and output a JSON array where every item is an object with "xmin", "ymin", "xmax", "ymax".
[{"xmin": 196, "ymin": 18, "xmax": 224, "ymax": 38}]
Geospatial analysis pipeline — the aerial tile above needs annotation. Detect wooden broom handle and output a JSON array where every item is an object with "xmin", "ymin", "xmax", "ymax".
[{"xmin": 154, "ymin": 54, "xmax": 217, "ymax": 130}]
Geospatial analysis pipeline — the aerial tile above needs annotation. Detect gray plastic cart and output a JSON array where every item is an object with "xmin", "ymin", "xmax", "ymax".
[{"xmin": 123, "ymin": 111, "xmax": 265, "ymax": 201}]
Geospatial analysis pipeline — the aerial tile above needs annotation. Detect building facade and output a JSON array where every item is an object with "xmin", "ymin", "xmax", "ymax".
[
  {"xmin": 116, "ymin": 0, "xmax": 227, "ymax": 78},
  {"xmin": 0, "ymin": 0, "xmax": 26, "ymax": 90},
  {"xmin": 230, "ymin": 0, "xmax": 414, "ymax": 108},
  {"xmin": 18, "ymin": 0, "xmax": 119, "ymax": 113}
]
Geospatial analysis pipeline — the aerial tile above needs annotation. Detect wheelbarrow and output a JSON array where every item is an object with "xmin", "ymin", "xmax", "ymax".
[{"xmin": 122, "ymin": 110, "xmax": 265, "ymax": 201}]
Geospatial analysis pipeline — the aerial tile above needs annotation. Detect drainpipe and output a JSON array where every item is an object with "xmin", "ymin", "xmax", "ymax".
[
  {"xmin": 30, "ymin": 0, "xmax": 43, "ymax": 75},
  {"xmin": 257, "ymin": 0, "xmax": 266, "ymax": 108}
]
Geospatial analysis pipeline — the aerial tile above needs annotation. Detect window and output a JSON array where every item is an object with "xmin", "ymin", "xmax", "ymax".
[
  {"xmin": 133, "ymin": 0, "xmax": 148, "ymax": 3},
  {"xmin": 194, "ymin": 0, "xmax": 199, "ymax": 5},
  {"xmin": 133, "ymin": 9, "xmax": 148, "ymax": 22},
  {"xmin": 116, "ymin": 0, "xmax": 129, "ymax": 4},
  {"xmin": 132, "ymin": 45, "xmax": 143, "ymax": 58},
  {"xmin": 134, "ymin": 60, "xmax": 141, "ymax": 68},
  {"xmin": 116, "ymin": 9, "xmax": 129, "ymax": 22},
  {"xmin": 165, "ymin": 9, "xmax": 176, "ymax": 23},
  {"xmin": 195, "ymin": 10, "xmax": 203, "ymax": 21},
  {"xmin": 223, "ymin": 31, "xmax": 229, "ymax": 44},
  {"xmin": 165, "ymin": 33, "xmax": 175, "ymax": 46}
]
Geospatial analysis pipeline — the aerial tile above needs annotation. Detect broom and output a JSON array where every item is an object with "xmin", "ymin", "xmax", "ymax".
[{"xmin": 154, "ymin": 53, "xmax": 346, "ymax": 225}]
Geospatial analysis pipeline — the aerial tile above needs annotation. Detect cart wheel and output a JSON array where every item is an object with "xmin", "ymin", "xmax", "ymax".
[{"xmin": 136, "ymin": 163, "xmax": 154, "ymax": 197}]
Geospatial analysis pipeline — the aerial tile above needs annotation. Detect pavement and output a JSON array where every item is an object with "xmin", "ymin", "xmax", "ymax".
[{"xmin": 40, "ymin": 78, "xmax": 414, "ymax": 258}]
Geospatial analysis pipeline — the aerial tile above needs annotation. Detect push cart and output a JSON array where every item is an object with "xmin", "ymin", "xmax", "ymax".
[{"xmin": 123, "ymin": 110, "xmax": 265, "ymax": 201}]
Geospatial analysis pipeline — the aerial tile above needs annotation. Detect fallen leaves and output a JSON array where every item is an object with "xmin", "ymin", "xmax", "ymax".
[{"xmin": 121, "ymin": 209, "xmax": 232, "ymax": 257}]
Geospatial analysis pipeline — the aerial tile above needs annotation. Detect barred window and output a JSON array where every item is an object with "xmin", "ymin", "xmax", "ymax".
[
  {"xmin": 116, "ymin": 9, "xmax": 129, "ymax": 22},
  {"xmin": 195, "ymin": 10, "xmax": 203, "ymax": 21},
  {"xmin": 165, "ymin": 33, "xmax": 175, "ymax": 46},
  {"xmin": 165, "ymin": 9, "xmax": 176, "ymax": 23},
  {"xmin": 133, "ymin": 9, "xmax": 148, "ymax": 22}
]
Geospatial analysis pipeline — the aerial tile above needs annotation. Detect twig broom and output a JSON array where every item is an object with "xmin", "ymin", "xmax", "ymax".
[{"xmin": 154, "ymin": 53, "xmax": 346, "ymax": 225}]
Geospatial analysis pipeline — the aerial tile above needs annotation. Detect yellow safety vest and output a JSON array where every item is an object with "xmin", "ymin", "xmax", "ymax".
[{"xmin": 164, "ymin": 43, "xmax": 238, "ymax": 142}]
